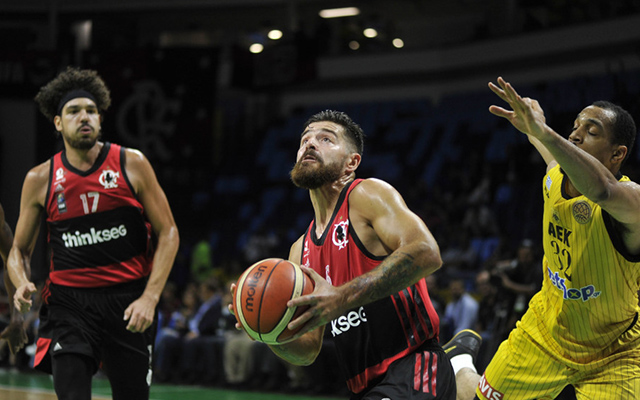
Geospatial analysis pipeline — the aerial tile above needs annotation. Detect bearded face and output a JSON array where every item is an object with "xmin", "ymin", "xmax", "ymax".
[
  {"xmin": 290, "ymin": 149, "xmax": 346, "ymax": 189},
  {"xmin": 65, "ymin": 126, "xmax": 102, "ymax": 150}
]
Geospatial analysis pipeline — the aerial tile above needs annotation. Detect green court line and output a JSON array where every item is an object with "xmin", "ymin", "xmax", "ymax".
[{"xmin": 0, "ymin": 369, "xmax": 342, "ymax": 400}]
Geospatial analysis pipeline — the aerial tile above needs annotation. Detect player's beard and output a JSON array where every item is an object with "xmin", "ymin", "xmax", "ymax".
[
  {"xmin": 290, "ymin": 153, "xmax": 344, "ymax": 189},
  {"xmin": 66, "ymin": 127, "xmax": 102, "ymax": 150}
]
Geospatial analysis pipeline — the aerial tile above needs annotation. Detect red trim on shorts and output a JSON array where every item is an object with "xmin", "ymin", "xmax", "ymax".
[
  {"xmin": 49, "ymin": 254, "xmax": 151, "ymax": 287},
  {"xmin": 34, "ymin": 337, "xmax": 52, "ymax": 368},
  {"xmin": 347, "ymin": 343, "xmax": 428, "ymax": 393},
  {"xmin": 430, "ymin": 352, "xmax": 438, "ymax": 396}
]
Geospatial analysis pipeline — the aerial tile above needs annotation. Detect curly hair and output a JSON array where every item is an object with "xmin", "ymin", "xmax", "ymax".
[{"xmin": 34, "ymin": 66, "xmax": 112, "ymax": 121}]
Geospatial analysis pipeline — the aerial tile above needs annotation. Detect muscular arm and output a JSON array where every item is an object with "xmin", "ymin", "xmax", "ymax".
[
  {"xmin": 123, "ymin": 149, "xmax": 179, "ymax": 332},
  {"xmin": 489, "ymin": 77, "xmax": 640, "ymax": 231},
  {"xmin": 4, "ymin": 164, "xmax": 47, "ymax": 353},
  {"xmin": 288, "ymin": 178, "xmax": 442, "ymax": 337},
  {"xmin": 8, "ymin": 164, "xmax": 47, "ymax": 312},
  {"xmin": 338, "ymin": 178, "xmax": 442, "ymax": 309}
]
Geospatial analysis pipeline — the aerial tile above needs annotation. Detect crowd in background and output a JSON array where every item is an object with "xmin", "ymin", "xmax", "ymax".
[{"xmin": 1, "ymin": 69, "xmax": 640, "ymax": 398}]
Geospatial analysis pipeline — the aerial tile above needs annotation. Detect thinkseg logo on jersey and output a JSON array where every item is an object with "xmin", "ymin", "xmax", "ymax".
[
  {"xmin": 332, "ymin": 220, "xmax": 349, "ymax": 250},
  {"xmin": 62, "ymin": 224, "xmax": 127, "ymax": 248},
  {"xmin": 99, "ymin": 169, "xmax": 120, "ymax": 189}
]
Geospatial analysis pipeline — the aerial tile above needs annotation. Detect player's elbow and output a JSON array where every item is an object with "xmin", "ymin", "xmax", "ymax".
[{"xmin": 415, "ymin": 241, "xmax": 443, "ymax": 275}]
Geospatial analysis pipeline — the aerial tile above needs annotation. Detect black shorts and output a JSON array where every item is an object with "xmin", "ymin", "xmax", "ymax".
[
  {"xmin": 34, "ymin": 279, "xmax": 156, "ymax": 375},
  {"xmin": 352, "ymin": 341, "xmax": 456, "ymax": 400}
]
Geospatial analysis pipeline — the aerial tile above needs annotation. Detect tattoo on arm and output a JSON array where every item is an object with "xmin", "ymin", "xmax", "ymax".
[{"xmin": 348, "ymin": 251, "xmax": 416, "ymax": 306}]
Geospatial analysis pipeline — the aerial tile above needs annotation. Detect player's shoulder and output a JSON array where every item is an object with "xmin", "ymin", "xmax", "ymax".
[
  {"xmin": 24, "ymin": 159, "xmax": 52, "ymax": 185},
  {"xmin": 122, "ymin": 146, "xmax": 147, "ymax": 164},
  {"xmin": 353, "ymin": 177, "xmax": 396, "ymax": 192},
  {"xmin": 351, "ymin": 178, "xmax": 400, "ymax": 200}
]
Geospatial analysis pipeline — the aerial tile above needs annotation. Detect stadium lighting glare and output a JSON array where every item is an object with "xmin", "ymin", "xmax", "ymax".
[
  {"xmin": 249, "ymin": 43, "xmax": 264, "ymax": 53},
  {"xmin": 363, "ymin": 28, "xmax": 378, "ymax": 38},
  {"xmin": 268, "ymin": 29, "xmax": 283, "ymax": 40},
  {"xmin": 392, "ymin": 38, "xmax": 404, "ymax": 48},
  {"xmin": 319, "ymin": 7, "xmax": 360, "ymax": 19}
]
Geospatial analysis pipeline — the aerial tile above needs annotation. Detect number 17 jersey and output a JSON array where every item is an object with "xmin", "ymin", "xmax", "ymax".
[{"xmin": 45, "ymin": 142, "xmax": 153, "ymax": 288}]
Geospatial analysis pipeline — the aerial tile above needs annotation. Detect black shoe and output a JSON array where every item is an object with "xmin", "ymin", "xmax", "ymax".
[{"xmin": 442, "ymin": 329, "xmax": 482, "ymax": 363}]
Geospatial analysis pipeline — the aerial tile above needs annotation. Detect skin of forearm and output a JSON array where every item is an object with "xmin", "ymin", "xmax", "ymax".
[
  {"xmin": 341, "ymin": 241, "xmax": 441, "ymax": 312},
  {"xmin": 141, "ymin": 228, "xmax": 179, "ymax": 303},
  {"xmin": 538, "ymin": 126, "xmax": 618, "ymax": 201},
  {"xmin": 269, "ymin": 333, "xmax": 322, "ymax": 366},
  {"xmin": 7, "ymin": 249, "xmax": 31, "ymax": 290}
]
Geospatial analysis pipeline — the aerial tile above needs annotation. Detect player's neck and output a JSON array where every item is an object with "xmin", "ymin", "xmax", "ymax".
[
  {"xmin": 63, "ymin": 141, "xmax": 104, "ymax": 172},
  {"xmin": 309, "ymin": 178, "xmax": 351, "ymax": 235}
]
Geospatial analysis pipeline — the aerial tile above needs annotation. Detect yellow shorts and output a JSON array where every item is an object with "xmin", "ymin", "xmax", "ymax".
[{"xmin": 476, "ymin": 326, "xmax": 640, "ymax": 400}]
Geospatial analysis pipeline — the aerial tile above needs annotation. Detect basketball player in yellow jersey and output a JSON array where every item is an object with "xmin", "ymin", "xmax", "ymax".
[{"xmin": 445, "ymin": 77, "xmax": 640, "ymax": 400}]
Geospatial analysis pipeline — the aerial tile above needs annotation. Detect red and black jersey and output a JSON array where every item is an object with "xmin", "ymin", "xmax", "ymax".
[
  {"xmin": 301, "ymin": 179, "xmax": 441, "ymax": 394},
  {"xmin": 45, "ymin": 142, "xmax": 153, "ymax": 288}
]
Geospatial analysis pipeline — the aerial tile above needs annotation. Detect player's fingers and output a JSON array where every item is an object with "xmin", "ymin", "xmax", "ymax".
[
  {"xmin": 287, "ymin": 307, "xmax": 314, "ymax": 330},
  {"xmin": 488, "ymin": 105, "xmax": 512, "ymax": 119},
  {"xmin": 488, "ymin": 82, "xmax": 508, "ymax": 101},
  {"xmin": 16, "ymin": 298, "xmax": 31, "ymax": 314}
]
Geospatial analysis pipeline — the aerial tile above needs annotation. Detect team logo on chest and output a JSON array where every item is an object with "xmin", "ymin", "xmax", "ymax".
[
  {"xmin": 99, "ymin": 169, "xmax": 120, "ymax": 189},
  {"xmin": 55, "ymin": 167, "xmax": 66, "ymax": 184},
  {"xmin": 572, "ymin": 200, "xmax": 592, "ymax": 224},
  {"xmin": 332, "ymin": 220, "xmax": 349, "ymax": 250}
]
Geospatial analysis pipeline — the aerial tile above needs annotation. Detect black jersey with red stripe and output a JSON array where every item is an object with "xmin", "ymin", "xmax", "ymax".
[
  {"xmin": 300, "ymin": 179, "xmax": 441, "ymax": 394},
  {"xmin": 45, "ymin": 142, "xmax": 153, "ymax": 288}
]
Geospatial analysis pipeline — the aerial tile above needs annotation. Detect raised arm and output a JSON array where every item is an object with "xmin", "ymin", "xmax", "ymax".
[
  {"xmin": 122, "ymin": 148, "xmax": 180, "ymax": 333},
  {"xmin": 288, "ymin": 178, "xmax": 442, "ymax": 337},
  {"xmin": 488, "ymin": 77, "xmax": 640, "ymax": 232}
]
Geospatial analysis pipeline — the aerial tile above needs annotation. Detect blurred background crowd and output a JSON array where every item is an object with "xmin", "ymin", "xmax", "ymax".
[{"xmin": 1, "ymin": 0, "xmax": 640, "ymax": 397}]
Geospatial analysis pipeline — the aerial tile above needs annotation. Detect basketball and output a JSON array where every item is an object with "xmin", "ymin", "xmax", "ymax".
[{"xmin": 233, "ymin": 258, "xmax": 315, "ymax": 345}]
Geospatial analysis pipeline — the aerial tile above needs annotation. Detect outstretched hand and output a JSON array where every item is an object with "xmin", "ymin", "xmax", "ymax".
[{"xmin": 488, "ymin": 77, "xmax": 547, "ymax": 139}]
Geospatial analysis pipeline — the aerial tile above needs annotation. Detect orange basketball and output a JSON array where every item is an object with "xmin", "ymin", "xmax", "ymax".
[{"xmin": 233, "ymin": 258, "xmax": 315, "ymax": 344}]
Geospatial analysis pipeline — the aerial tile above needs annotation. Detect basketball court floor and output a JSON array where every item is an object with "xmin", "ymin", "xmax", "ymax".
[{"xmin": 0, "ymin": 368, "xmax": 341, "ymax": 400}]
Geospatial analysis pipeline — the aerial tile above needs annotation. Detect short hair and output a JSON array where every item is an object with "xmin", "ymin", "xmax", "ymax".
[
  {"xmin": 592, "ymin": 100, "xmax": 636, "ymax": 164},
  {"xmin": 35, "ymin": 66, "xmax": 112, "ymax": 121},
  {"xmin": 304, "ymin": 110, "xmax": 365, "ymax": 155}
]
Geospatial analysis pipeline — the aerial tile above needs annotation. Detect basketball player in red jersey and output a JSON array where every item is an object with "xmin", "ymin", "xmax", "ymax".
[
  {"xmin": 252, "ymin": 110, "xmax": 456, "ymax": 399},
  {"xmin": 0, "ymin": 202, "xmax": 29, "ymax": 356},
  {"xmin": 8, "ymin": 67, "xmax": 179, "ymax": 400}
]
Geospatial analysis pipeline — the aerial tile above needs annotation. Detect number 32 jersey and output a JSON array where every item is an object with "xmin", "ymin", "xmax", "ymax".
[
  {"xmin": 522, "ymin": 164, "xmax": 640, "ymax": 364},
  {"xmin": 45, "ymin": 142, "xmax": 153, "ymax": 288}
]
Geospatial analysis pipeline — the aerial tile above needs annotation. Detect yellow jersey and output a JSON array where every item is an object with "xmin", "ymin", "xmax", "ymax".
[{"xmin": 521, "ymin": 164, "xmax": 640, "ymax": 364}]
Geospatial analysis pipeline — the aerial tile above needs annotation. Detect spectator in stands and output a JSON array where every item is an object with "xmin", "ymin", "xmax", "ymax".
[
  {"xmin": 472, "ymin": 270, "xmax": 501, "ymax": 371},
  {"xmin": 490, "ymin": 239, "xmax": 542, "ymax": 340},
  {"xmin": 153, "ymin": 283, "xmax": 199, "ymax": 382},
  {"xmin": 442, "ymin": 278, "xmax": 479, "ymax": 342},
  {"xmin": 177, "ymin": 277, "xmax": 224, "ymax": 384}
]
